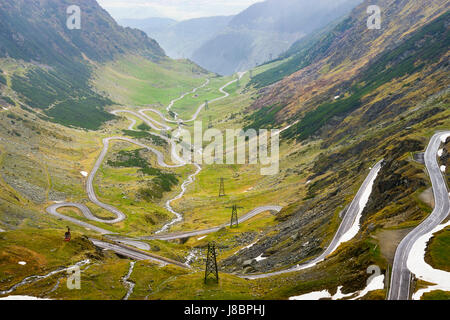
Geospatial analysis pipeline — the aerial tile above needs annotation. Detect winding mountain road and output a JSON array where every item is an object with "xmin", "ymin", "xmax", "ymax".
[
  {"xmin": 44, "ymin": 71, "xmax": 390, "ymax": 279},
  {"xmin": 46, "ymin": 203, "xmax": 113, "ymax": 235},
  {"xmin": 388, "ymin": 131, "xmax": 450, "ymax": 300},
  {"xmin": 141, "ymin": 205, "xmax": 283, "ymax": 241},
  {"xmin": 41, "ymin": 71, "xmax": 433, "ymax": 292},
  {"xmin": 45, "ymin": 73, "xmax": 286, "ymax": 265},
  {"xmin": 89, "ymin": 238, "xmax": 189, "ymax": 268},
  {"xmin": 241, "ymin": 160, "xmax": 383, "ymax": 280}
]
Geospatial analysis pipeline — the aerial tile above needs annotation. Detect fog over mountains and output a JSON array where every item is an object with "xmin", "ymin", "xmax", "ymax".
[
  {"xmin": 120, "ymin": 0, "xmax": 362, "ymax": 75},
  {"xmin": 120, "ymin": 16, "xmax": 233, "ymax": 60}
]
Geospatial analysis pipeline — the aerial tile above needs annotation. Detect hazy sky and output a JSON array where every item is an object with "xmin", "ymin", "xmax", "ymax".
[{"xmin": 97, "ymin": 0, "xmax": 263, "ymax": 21}]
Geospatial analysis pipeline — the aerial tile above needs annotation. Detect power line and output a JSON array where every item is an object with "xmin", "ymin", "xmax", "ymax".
[
  {"xmin": 218, "ymin": 177, "xmax": 225, "ymax": 197},
  {"xmin": 226, "ymin": 204, "xmax": 243, "ymax": 228},
  {"xmin": 204, "ymin": 242, "xmax": 219, "ymax": 284}
]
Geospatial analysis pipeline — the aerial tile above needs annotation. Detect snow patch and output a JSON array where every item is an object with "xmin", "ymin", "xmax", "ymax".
[
  {"xmin": 288, "ymin": 164, "xmax": 382, "ymax": 275},
  {"xmin": 233, "ymin": 240, "xmax": 258, "ymax": 256},
  {"xmin": 0, "ymin": 260, "xmax": 90, "ymax": 296},
  {"xmin": 80, "ymin": 171, "xmax": 88, "ymax": 177},
  {"xmin": 350, "ymin": 275, "xmax": 385, "ymax": 300},
  {"xmin": 289, "ymin": 275, "xmax": 384, "ymax": 300},
  {"xmin": 278, "ymin": 120, "xmax": 299, "ymax": 134},
  {"xmin": 244, "ymin": 241, "xmax": 257, "ymax": 250},
  {"xmin": 438, "ymin": 149, "xmax": 443, "ymax": 157},
  {"xmin": 290, "ymin": 290, "xmax": 331, "ymax": 300},
  {"xmin": 440, "ymin": 165, "xmax": 446, "ymax": 173},
  {"xmin": 185, "ymin": 249, "xmax": 201, "ymax": 267},
  {"xmin": 440, "ymin": 133, "xmax": 450, "ymax": 144},
  {"xmin": 413, "ymin": 285, "xmax": 449, "ymax": 300},
  {"xmin": 408, "ymin": 221, "xmax": 450, "ymax": 300},
  {"xmin": 18, "ymin": 261, "xmax": 26, "ymax": 266},
  {"xmin": 197, "ymin": 236, "xmax": 206, "ymax": 241},
  {"xmin": 0, "ymin": 295, "xmax": 51, "ymax": 300},
  {"xmin": 255, "ymin": 254, "xmax": 267, "ymax": 262},
  {"xmin": 336, "ymin": 164, "xmax": 381, "ymax": 246}
]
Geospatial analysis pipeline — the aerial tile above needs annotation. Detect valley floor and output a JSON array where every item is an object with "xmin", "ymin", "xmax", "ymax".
[{"xmin": 0, "ymin": 55, "xmax": 449, "ymax": 301}]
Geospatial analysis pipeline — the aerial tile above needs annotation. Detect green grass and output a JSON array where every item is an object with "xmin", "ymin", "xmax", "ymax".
[
  {"xmin": 0, "ymin": 73, "xmax": 6, "ymax": 85},
  {"xmin": 0, "ymin": 95, "xmax": 14, "ymax": 105},
  {"xmin": 425, "ymin": 227, "xmax": 450, "ymax": 272},
  {"xmin": 9, "ymin": 62, "xmax": 114, "ymax": 130},
  {"xmin": 45, "ymin": 97, "xmax": 115, "ymax": 130},
  {"xmin": 247, "ymin": 17, "xmax": 352, "ymax": 89},
  {"xmin": 94, "ymin": 55, "xmax": 211, "ymax": 107},
  {"xmin": 121, "ymin": 130, "xmax": 167, "ymax": 147},
  {"xmin": 421, "ymin": 290, "xmax": 450, "ymax": 300},
  {"xmin": 0, "ymin": 229, "xmax": 100, "ymax": 293},
  {"xmin": 86, "ymin": 141, "xmax": 196, "ymax": 235},
  {"xmin": 168, "ymin": 76, "xmax": 233, "ymax": 120},
  {"xmin": 143, "ymin": 270, "xmax": 259, "ymax": 300},
  {"xmin": 106, "ymin": 148, "xmax": 179, "ymax": 199},
  {"xmin": 281, "ymin": 11, "xmax": 450, "ymax": 141}
]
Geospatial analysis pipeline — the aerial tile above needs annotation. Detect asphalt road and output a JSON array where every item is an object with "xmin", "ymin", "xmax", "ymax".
[
  {"xmin": 388, "ymin": 132, "xmax": 450, "ymax": 300},
  {"xmin": 89, "ymin": 238, "xmax": 189, "ymax": 268},
  {"xmin": 241, "ymin": 160, "xmax": 384, "ymax": 280},
  {"xmin": 45, "ymin": 73, "xmax": 283, "ymax": 266},
  {"xmin": 141, "ymin": 206, "xmax": 283, "ymax": 241},
  {"xmin": 84, "ymin": 136, "xmax": 190, "ymax": 226},
  {"xmin": 46, "ymin": 203, "xmax": 113, "ymax": 235}
]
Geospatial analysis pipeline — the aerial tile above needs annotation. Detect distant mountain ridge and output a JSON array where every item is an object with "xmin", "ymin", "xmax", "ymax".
[
  {"xmin": 190, "ymin": 0, "xmax": 363, "ymax": 75},
  {"xmin": 120, "ymin": 0, "xmax": 362, "ymax": 75},
  {"xmin": 120, "ymin": 16, "xmax": 233, "ymax": 59}
]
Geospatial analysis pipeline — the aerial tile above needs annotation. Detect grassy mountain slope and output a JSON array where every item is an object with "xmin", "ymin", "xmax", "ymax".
[
  {"xmin": 283, "ymin": 11, "xmax": 449, "ymax": 141},
  {"xmin": 92, "ymin": 55, "xmax": 210, "ymax": 107},
  {"xmin": 0, "ymin": 0, "xmax": 166, "ymax": 129},
  {"xmin": 214, "ymin": 0, "xmax": 449, "ymax": 298},
  {"xmin": 0, "ymin": 0, "xmax": 449, "ymax": 301},
  {"xmin": 246, "ymin": 0, "xmax": 448, "ymax": 131}
]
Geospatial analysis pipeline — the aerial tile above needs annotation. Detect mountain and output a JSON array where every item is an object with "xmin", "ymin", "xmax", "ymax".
[
  {"xmin": 0, "ymin": 0, "xmax": 449, "ymax": 301},
  {"xmin": 0, "ymin": 0, "xmax": 165, "ymax": 129},
  {"xmin": 120, "ymin": 16, "xmax": 233, "ymax": 59},
  {"xmin": 191, "ymin": 0, "xmax": 362, "ymax": 75},
  {"xmin": 222, "ymin": 0, "xmax": 449, "ymax": 277},
  {"xmin": 246, "ymin": 0, "xmax": 449, "ymax": 137}
]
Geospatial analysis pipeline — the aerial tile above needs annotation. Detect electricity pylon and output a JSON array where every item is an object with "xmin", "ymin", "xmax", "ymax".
[
  {"xmin": 208, "ymin": 116, "xmax": 213, "ymax": 129},
  {"xmin": 204, "ymin": 242, "xmax": 219, "ymax": 284},
  {"xmin": 218, "ymin": 177, "xmax": 225, "ymax": 197},
  {"xmin": 226, "ymin": 204, "xmax": 243, "ymax": 228}
]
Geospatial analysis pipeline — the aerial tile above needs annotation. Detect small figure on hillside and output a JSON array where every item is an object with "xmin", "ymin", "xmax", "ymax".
[{"xmin": 64, "ymin": 227, "xmax": 71, "ymax": 242}]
